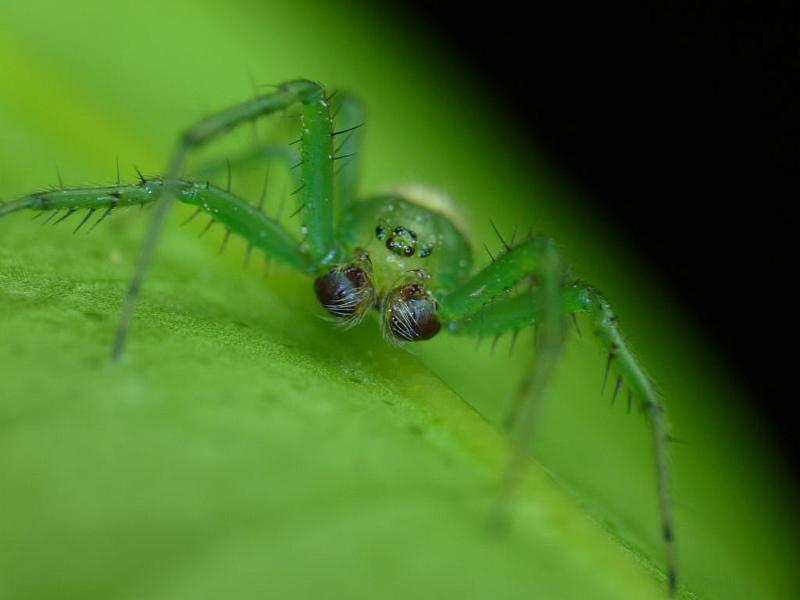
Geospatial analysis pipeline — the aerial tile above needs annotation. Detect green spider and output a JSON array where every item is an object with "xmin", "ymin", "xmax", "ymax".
[{"xmin": 0, "ymin": 79, "xmax": 677, "ymax": 596}]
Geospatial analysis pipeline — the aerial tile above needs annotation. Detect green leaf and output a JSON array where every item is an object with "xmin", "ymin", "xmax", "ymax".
[{"xmin": 0, "ymin": 2, "xmax": 796, "ymax": 599}]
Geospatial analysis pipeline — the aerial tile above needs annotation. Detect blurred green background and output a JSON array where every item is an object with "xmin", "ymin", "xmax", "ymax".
[{"xmin": 0, "ymin": 1, "xmax": 797, "ymax": 599}]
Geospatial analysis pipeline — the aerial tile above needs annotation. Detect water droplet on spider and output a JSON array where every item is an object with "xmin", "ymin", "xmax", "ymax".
[
  {"xmin": 301, "ymin": 226, "xmax": 308, "ymax": 235},
  {"xmin": 321, "ymin": 248, "xmax": 338, "ymax": 264}
]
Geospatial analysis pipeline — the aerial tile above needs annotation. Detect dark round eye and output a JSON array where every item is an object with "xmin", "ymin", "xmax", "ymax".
[
  {"xmin": 385, "ymin": 226, "xmax": 417, "ymax": 257},
  {"xmin": 314, "ymin": 265, "xmax": 373, "ymax": 318},
  {"xmin": 384, "ymin": 283, "xmax": 440, "ymax": 342}
]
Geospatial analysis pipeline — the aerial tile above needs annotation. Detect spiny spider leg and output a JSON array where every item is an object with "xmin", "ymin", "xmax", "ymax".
[
  {"xmin": 196, "ymin": 144, "xmax": 301, "ymax": 185},
  {"xmin": 443, "ymin": 255, "xmax": 677, "ymax": 595},
  {"xmin": 330, "ymin": 94, "xmax": 366, "ymax": 218},
  {"xmin": 437, "ymin": 234, "xmax": 567, "ymax": 495},
  {"xmin": 112, "ymin": 79, "xmax": 337, "ymax": 360},
  {"xmin": 189, "ymin": 94, "xmax": 362, "ymax": 263},
  {"xmin": 0, "ymin": 179, "xmax": 314, "ymax": 273}
]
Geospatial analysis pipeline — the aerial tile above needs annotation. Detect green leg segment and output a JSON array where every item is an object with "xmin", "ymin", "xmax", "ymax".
[
  {"xmin": 446, "ymin": 275, "xmax": 678, "ymax": 595},
  {"xmin": 297, "ymin": 86, "xmax": 337, "ymax": 265},
  {"xmin": 438, "ymin": 235, "xmax": 568, "ymax": 529},
  {"xmin": 112, "ymin": 79, "xmax": 329, "ymax": 360},
  {"xmin": 196, "ymin": 143, "xmax": 301, "ymax": 187},
  {"xmin": 0, "ymin": 179, "xmax": 313, "ymax": 273},
  {"xmin": 331, "ymin": 93, "xmax": 366, "ymax": 220},
  {"xmin": 438, "ymin": 236, "xmax": 564, "ymax": 322},
  {"xmin": 438, "ymin": 237, "xmax": 568, "ymax": 439}
]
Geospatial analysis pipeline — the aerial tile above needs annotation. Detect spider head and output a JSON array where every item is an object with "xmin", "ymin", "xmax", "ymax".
[
  {"xmin": 314, "ymin": 251, "xmax": 376, "ymax": 328},
  {"xmin": 381, "ymin": 270, "xmax": 441, "ymax": 343}
]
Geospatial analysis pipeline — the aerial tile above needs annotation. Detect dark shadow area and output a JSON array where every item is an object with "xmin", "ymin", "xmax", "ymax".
[{"xmin": 387, "ymin": 1, "xmax": 797, "ymax": 459}]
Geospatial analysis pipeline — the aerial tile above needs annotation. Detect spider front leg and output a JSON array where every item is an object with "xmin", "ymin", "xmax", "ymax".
[
  {"xmin": 331, "ymin": 93, "xmax": 366, "ymax": 218},
  {"xmin": 113, "ymin": 79, "xmax": 339, "ymax": 359},
  {"xmin": 444, "ymin": 264, "xmax": 678, "ymax": 595},
  {"xmin": 0, "ymin": 179, "xmax": 316, "ymax": 272},
  {"xmin": 439, "ymin": 235, "xmax": 567, "ymax": 435},
  {"xmin": 438, "ymin": 236, "xmax": 567, "ymax": 512}
]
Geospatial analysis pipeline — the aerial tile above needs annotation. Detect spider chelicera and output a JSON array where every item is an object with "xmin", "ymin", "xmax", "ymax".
[{"xmin": 0, "ymin": 79, "xmax": 678, "ymax": 595}]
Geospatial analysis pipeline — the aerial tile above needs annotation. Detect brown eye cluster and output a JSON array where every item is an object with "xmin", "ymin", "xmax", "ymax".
[
  {"xmin": 382, "ymin": 282, "xmax": 441, "ymax": 342},
  {"xmin": 314, "ymin": 254, "xmax": 375, "ymax": 326}
]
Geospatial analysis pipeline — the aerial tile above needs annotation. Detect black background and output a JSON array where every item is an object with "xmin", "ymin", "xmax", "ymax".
[{"xmin": 393, "ymin": 1, "xmax": 797, "ymax": 460}]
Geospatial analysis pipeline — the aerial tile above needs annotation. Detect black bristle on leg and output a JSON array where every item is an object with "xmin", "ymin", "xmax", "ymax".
[
  {"xmin": 218, "ymin": 229, "xmax": 231, "ymax": 255},
  {"xmin": 180, "ymin": 208, "xmax": 202, "ymax": 226},
  {"xmin": 489, "ymin": 219, "xmax": 510, "ymax": 250},
  {"xmin": 508, "ymin": 329, "xmax": 520, "ymax": 357},
  {"xmin": 257, "ymin": 166, "xmax": 269, "ymax": 213},
  {"xmin": 610, "ymin": 375, "xmax": 622, "ymax": 407},
  {"xmin": 602, "ymin": 347, "xmax": 616, "ymax": 393},
  {"xmin": 134, "ymin": 165, "xmax": 146, "ymax": 184},
  {"xmin": 490, "ymin": 333, "xmax": 502, "ymax": 355},
  {"xmin": 87, "ymin": 203, "xmax": 116, "ymax": 233},
  {"xmin": 334, "ymin": 131, "xmax": 356, "ymax": 155},
  {"xmin": 570, "ymin": 312, "xmax": 582, "ymax": 337},
  {"xmin": 334, "ymin": 156, "xmax": 357, "ymax": 177},
  {"xmin": 331, "ymin": 123, "xmax": 364, "ymax": 137},
  {"xmin": 73, "ymin": 208, "xmax": 96, "ymax": 233},
  {"xmin": 43, "ymin": 208, "xmax": 62, "ymax": 224},
  {"xmin": 198, "ymin": 219, "xmax": 214, "ymax": 238},
  {"xmin": 53, "ymin": 207, "xmax": 77, "ymax": 225}
]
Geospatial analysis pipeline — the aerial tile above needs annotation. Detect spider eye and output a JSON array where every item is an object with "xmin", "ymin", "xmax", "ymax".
[
  {"xmin": 384, "ymin": 283, "xmax": 441, "ymax": 342},
  {"xmin": 314, "ymin": 261, "xmax": 374, "ymax": 320},
  {"xmin": 385, "ymin": 226, "xmax": 417, "ymax": 257}
]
